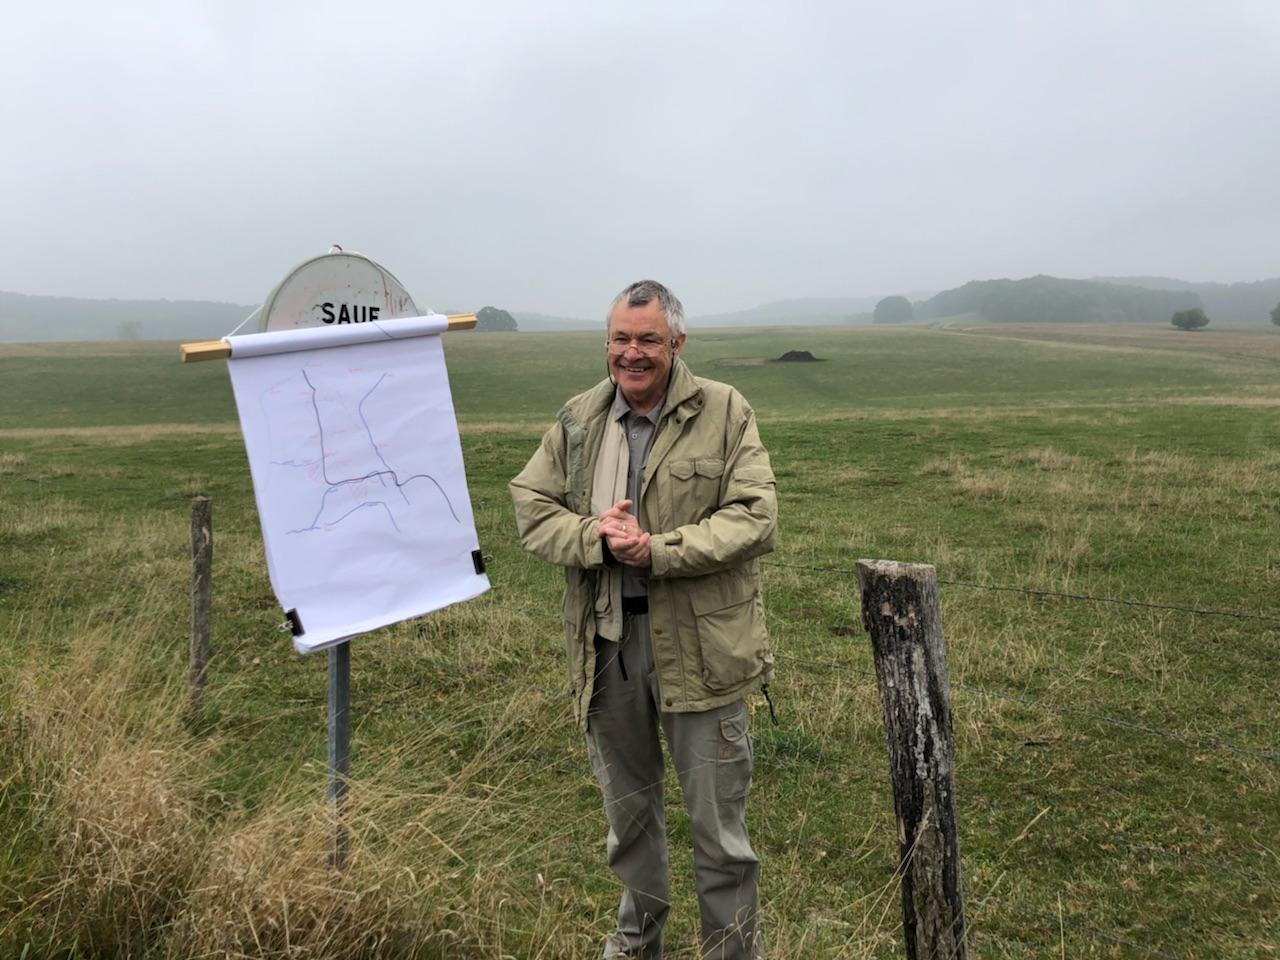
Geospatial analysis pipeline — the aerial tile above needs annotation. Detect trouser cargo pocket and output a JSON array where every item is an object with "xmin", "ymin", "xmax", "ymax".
[{"xmin": 716, "ymin": 705, "xmax": 753, "ymax": 802}]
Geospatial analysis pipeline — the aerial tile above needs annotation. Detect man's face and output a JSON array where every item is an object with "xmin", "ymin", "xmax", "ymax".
[{"xmin": 606, "ymin": 298, "xmax": 686, "ymax": 412}]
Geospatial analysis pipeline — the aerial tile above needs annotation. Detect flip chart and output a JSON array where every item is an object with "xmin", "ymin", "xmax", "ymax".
[{"xmin": 226, "ymin": 314, "xmax": 488, "ymax": 653}]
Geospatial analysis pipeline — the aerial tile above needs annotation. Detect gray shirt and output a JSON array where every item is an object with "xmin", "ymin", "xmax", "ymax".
[{"xmin": 610, "ymin": 386, "xmax": 662, "ymax": 598}]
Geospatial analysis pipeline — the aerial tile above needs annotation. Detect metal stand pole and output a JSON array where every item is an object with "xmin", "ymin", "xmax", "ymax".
[{"xmin": 327, "ymin": 640, "xmax": 350, "ymax": 870}]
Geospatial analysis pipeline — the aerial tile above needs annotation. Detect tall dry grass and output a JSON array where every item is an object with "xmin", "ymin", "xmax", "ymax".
[
  {"xmin": 0, "ymin": 582, "xmax": 617, "ymax": 959},
  {"xmin": 3, "ymin": 591, "xmax": 205, "ymax": 956}
]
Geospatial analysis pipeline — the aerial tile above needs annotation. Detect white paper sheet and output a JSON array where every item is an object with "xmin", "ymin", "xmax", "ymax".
[{"xmin": 225, "ymin": 316, "xmax": 488, "ymax": 653}]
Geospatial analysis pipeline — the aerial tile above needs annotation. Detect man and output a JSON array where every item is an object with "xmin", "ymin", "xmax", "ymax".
[{"xmin": 510, "ymin": 280, "xmax": 777, "ymax": 959}]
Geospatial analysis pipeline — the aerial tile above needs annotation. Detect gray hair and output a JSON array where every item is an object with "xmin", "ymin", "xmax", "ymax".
[{"xmin": 608, "ymin": 280, "xmax": 686, "ymax": 337}]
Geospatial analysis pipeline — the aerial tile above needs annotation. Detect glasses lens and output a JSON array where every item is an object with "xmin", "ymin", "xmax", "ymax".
[{"xmin": 608, "ymin": 338, "xmax": 666, "ymax": 355}]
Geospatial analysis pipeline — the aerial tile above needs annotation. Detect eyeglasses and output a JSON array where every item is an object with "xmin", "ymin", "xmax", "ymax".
[{"xmin": 606, "ymin": 335, "xmax": 673, "ymax": 356}]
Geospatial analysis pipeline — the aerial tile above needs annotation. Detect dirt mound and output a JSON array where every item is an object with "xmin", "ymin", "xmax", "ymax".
[{"xmin": 774, "ymin": 350, "xmax": 823, "ymax": 363}]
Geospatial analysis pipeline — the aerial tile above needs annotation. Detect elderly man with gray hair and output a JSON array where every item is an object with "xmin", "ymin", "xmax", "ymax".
[{"xmin": 511, "ymin": 280, "xmax": 778, "ymax": 959}]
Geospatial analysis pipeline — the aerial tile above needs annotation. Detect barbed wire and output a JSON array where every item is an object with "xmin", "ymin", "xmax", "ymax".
[
  {"xmin": 762, "ymin": 559, "xmax": 1280, "ymax": 626},
  {"xmin": 363, "ymin": 643, "xmax": 1275, "ymax": 890},
  {"xmin": 951, "ymin": 678, "xmax": 1280, "ymax": 764},
  {"xmin": 481, "ymin": 598, "xmax": 1280, "ymax": 762},
  {"xmin": 771, "ymin": 652, "xmax": 1280, "ymax": 765},
  {"xmin": 939, "ymin": 577, "xmax": 1280, "ymax": 626},
  {"xmin": 1102, "ymin": 836, "xmax": 1273, "ymax": 887},
  {"xmin": 381, "ymin": 591, "xmax": 1280, "ymax": 931},
  {"xmin": 415, "ymin": 584, "xmax": 1275, "ymax": 953},
  {"xmin": 967, "ymin": 896, "xmax": 1184, "ymax": 960},
  {"xmin": 966, "ymin": 794, "xmax": 1275, "ymax": 887}
]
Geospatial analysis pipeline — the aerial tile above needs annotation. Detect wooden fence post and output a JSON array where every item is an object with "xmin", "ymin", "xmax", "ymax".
[
  {"xmin": 188, "ymin": 496, "xmax": 212, "ymax": 720},
  {"xmin": 857, "ymin": 559, "xmax": 966, "ymax": 960}
]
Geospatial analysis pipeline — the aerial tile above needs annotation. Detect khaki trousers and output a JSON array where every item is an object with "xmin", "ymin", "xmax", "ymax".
[{"xmin": 586, "ymin": 613, "xmax": 761, "ymax": 960}]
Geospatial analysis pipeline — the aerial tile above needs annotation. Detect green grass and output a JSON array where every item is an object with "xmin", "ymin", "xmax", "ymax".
[{"xmin": 1, "ymin": 324, "xmax": 1278, "ymax": 957}]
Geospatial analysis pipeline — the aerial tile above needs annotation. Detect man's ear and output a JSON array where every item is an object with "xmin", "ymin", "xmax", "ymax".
[{"xmin": 673, "ymin": 333, "xmax": 687, "ymax": 356}]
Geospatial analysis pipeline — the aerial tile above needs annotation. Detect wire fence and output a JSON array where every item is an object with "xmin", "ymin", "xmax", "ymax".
[
  {"xmin": 771, "ymin": 648, "xmax": 1280, "ymax": 764},
  {"xmin": 763, "ymin": 558, "xmax": 1280, "ymax": 626},
  {"xmin": 487, "ymin": 559, "xmax": 1280, "ymax": 766},
  {"xmin": 477, "ymin": 557, "xmax": 1279, "ymax": 958}
]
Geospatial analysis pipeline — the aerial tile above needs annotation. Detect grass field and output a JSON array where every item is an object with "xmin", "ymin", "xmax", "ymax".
[{"xmin": 1, "ymin": 323, "xmax": 1278, "ymax": 958}]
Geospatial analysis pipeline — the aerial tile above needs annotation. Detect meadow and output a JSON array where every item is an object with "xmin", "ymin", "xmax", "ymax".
[{"xmin": 1, "ymin": 323, "xmax": 1277, "ymax": 958}]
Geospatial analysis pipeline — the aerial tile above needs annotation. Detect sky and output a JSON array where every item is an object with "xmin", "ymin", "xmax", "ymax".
[{"xmin": 2, "ymin": 0, "xmax": 1277, "ymax": 318}]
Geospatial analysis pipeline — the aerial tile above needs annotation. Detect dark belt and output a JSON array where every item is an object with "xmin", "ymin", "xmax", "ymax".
[{"xmin": 621, "ymin": 596, "xmax": 649, "ymax": 615}]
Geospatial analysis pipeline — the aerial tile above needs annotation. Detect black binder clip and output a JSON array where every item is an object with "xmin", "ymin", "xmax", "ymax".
[{"xmin": 282, "ymin": 608, "xmax": 304, "ymax": 637}]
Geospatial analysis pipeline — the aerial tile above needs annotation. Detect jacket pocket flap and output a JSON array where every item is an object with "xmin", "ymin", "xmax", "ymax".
[
  {"xmin": 691, "ymin": 582, "xmax": 757, "ymax": 617},
  {"xmin": 670, "ymin": 459, "xmax": 695, "ymax": 480},
  {"xmin": 694, "ymin": 458, "xmax": 725, "ymax": 479}
]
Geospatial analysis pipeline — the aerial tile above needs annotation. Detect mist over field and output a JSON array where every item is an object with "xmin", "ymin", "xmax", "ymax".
[
  {"xmin": 3, "ymin": 3, "xmax": 1280, "ymax": 957},
  {"xmin": 2, "ymin": 2, "xmax": 1279, "ymax": 321},
  {"xmin": 5, "ymin": 272, "xmax": 1280, "ymax": 342}
]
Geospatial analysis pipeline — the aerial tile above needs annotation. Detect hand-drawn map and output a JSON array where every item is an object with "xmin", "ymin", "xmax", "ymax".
[{"xmin": 226, "ymin": 318, "xmax": 488, "ymax": 652}]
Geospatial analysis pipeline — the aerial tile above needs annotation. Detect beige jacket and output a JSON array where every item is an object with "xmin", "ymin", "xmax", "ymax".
[{"xmin": 510, "ymin": 359, "xmax": 777, "ymax": 725}]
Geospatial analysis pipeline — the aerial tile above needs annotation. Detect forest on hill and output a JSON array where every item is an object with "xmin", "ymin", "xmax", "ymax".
[
  {"xmin": 917, "ymin": 275, "xmax": 1202, "ymax": 325},
  {"xmin": 1096, "ymin": 275, "xmax": 1280, "ymax": 326}
]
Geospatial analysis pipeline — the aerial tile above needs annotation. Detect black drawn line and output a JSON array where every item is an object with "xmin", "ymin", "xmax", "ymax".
[
  {"xmin": 283, "ymin": 368, "xmax": 461, "ymax": 534},
  {"xmin": 358, "ymin": 373, "xmax": 409, "ymax": 506}
]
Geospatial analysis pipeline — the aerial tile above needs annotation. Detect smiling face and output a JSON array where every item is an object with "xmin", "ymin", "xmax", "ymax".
[{"xmin": 606, "ymin": 297, "xmax": 686, "ymax": 412}]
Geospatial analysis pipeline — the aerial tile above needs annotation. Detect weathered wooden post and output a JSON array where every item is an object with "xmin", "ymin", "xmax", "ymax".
[
  {"xmin": 188, "ymin": 496, "xmax": 212, "ymax": 720},
  {"xmin": 857, "ymin": 559, "xmax": 966, "ymax": 960}
]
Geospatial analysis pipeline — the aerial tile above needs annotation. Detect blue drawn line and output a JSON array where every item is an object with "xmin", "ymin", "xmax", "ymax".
[
  {"xmin": 283, "ymin": 368, "xmax": 461, "ymax": 534},
  {"xmin": 287, "ymin": 500, "xmax": 401, "ymax": 534}
]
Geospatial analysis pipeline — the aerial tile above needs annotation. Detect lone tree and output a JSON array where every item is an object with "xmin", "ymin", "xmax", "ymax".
[
  {"xmin": 475, "ymin": 306, "xmax": 518, "ymax": 331},
  {"xmin": 1271, "ymin": 301, "xmax": 1280, "ymax": 326},
  {"xmin": 1171, "ymin": 307, "xmax": 1209, "ymax": 331},
  {"xmin": 873, "ymin": 295, "xmax": 915, "ymax": 325}
]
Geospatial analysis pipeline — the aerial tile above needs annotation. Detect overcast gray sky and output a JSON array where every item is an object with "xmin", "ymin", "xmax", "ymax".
[{"xmin": 2, "ymin": 0, "xmax": 1277, "ymax": 318}]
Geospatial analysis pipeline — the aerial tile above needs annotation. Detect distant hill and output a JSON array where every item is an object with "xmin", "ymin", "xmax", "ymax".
[
  {"xmin": 511, "ymin": 311, "xmax": 601, "ymax": 332},
  {"xmin": 0, "ymin": 291, "xmax": 255, "ymax": 342},
  {"xmin": 919, "ymin": 276, "xmax": 1201, "ymax": 325},
  {"xmin": 1095, "ymin": 276, "xmax": 1280, "ymax": 325},
  {"xmin": 692, "ymin": 295, "xmax": 936, "ymax": 328},
  {"xmin": 6, "ymin": 275, "xmax": 1275, "ymax": 343}
]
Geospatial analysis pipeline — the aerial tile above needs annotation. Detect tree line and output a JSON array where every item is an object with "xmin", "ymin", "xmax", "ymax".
[{"xmin": 871, "ymin": 276, "xmax": 1280, "ymax": 328}]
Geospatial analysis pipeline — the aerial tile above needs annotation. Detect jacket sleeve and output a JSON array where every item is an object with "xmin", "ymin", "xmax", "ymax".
[
  {"xmin": 509, "ymin": 420, "xmax": 607, "ymax": 570},
  {"xmin": 648, "ymin": 402, "xmax": 777, "ymax": 579}
]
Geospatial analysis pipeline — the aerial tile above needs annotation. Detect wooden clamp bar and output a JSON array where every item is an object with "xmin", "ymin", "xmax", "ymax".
[{"xmin": 179, "ymin": 313, "xmax": 479, "ymax": 363}]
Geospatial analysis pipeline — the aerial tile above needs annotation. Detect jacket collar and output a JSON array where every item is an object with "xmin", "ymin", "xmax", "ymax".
[
  {"xmin": 663, "ymin": 358, "xmax": 702, "ymax": 413},
  {"xmin": 571, "ymin": 358, "xmax": 703, "ymax": 426}
]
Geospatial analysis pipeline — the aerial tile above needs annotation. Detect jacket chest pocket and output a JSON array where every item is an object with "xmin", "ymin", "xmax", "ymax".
[{"xmin": 666, "ymin": 457, "xmax": 724, "ymax": 525}]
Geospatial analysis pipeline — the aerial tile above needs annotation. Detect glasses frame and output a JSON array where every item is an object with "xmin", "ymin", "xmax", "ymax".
[{"xmin": 605, "ymin": 335, "xmax": 675, "ymax": 356}]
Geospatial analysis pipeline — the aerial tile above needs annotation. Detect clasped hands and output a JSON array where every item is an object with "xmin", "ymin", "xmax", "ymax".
[{"xmin": 596, "ymin": 499, "xmax": 651, "ymax": 568}]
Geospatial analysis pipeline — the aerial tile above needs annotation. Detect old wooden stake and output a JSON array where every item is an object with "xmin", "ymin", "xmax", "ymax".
[
  {"xmin": 188, "ymin": 496, "xmax": 212, "ymax": 720},
  {"xmin": 857, "ymin": 559, "xmax": 966, "ymax": 960}
]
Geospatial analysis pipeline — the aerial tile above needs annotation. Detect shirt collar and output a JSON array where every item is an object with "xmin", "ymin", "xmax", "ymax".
[{"xmin": 611, "ymin": 384, "xmax": 664, "ymax": 425}]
